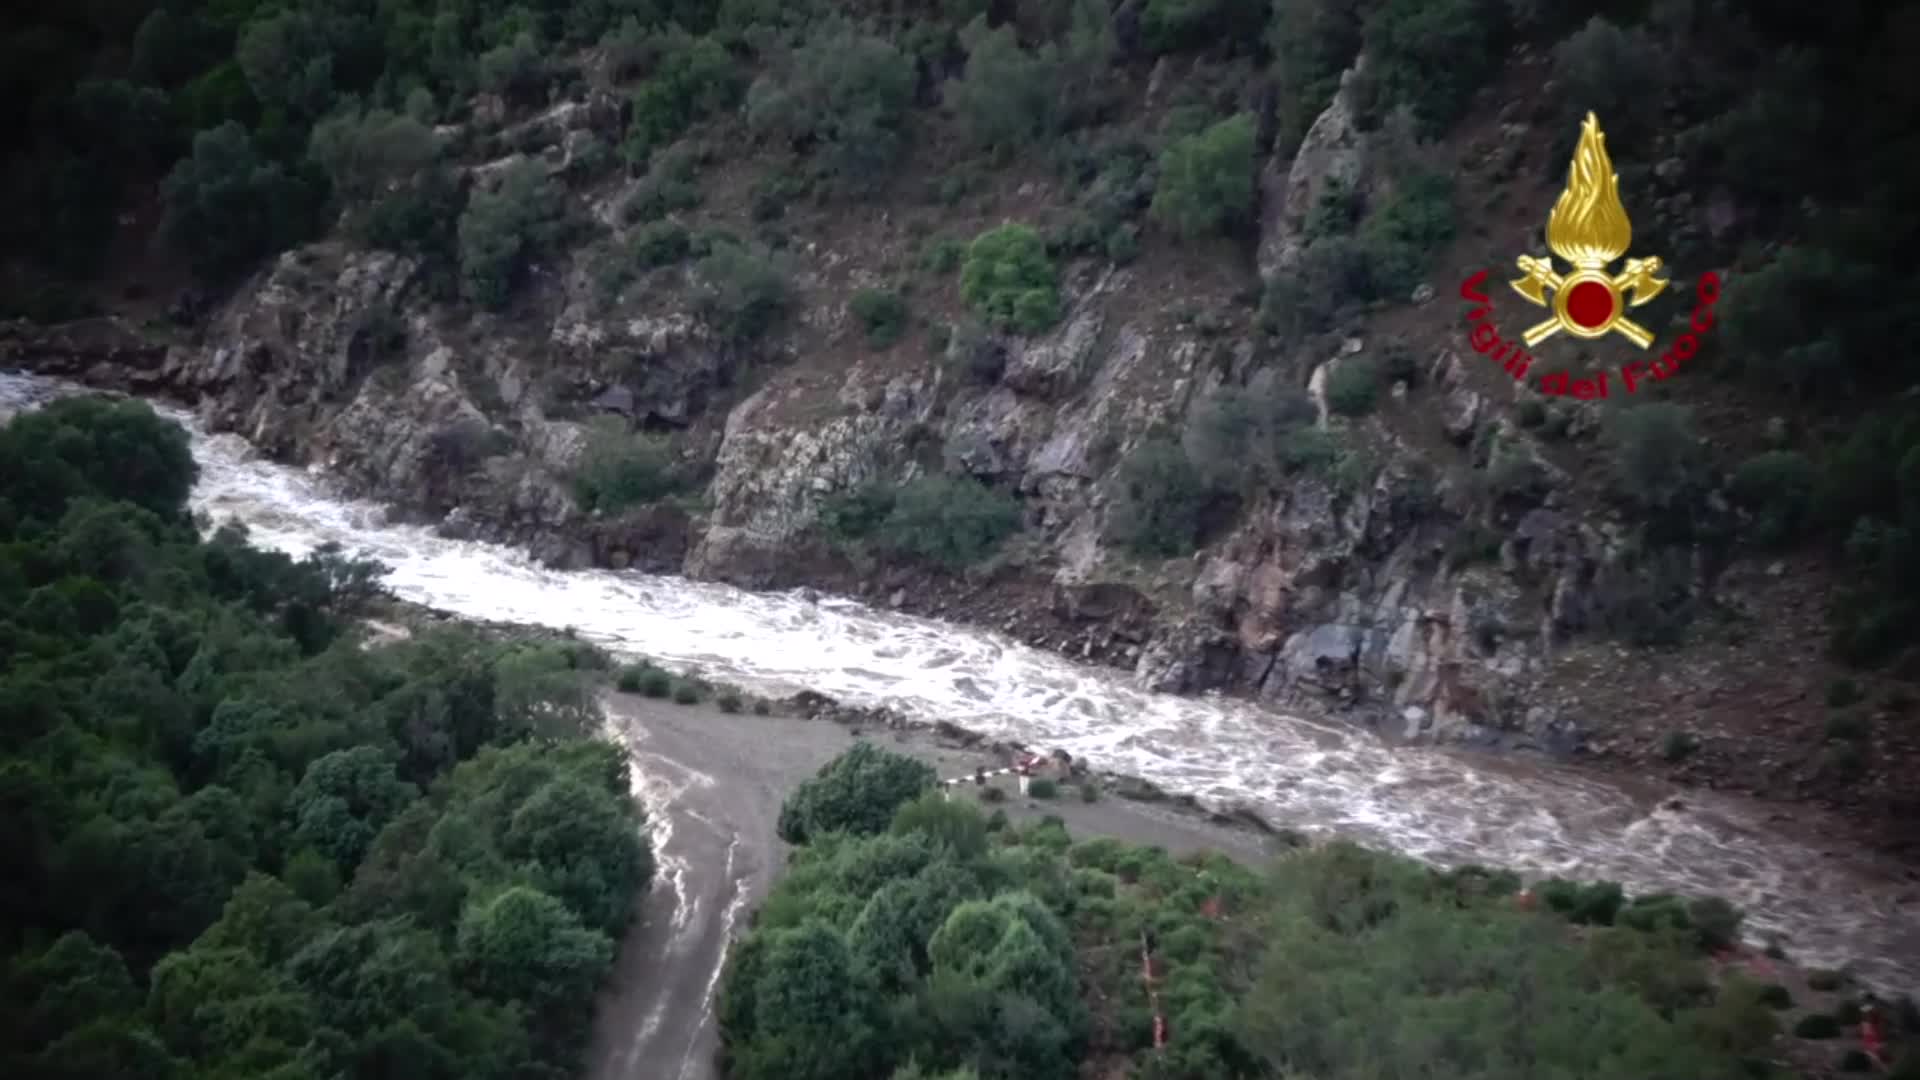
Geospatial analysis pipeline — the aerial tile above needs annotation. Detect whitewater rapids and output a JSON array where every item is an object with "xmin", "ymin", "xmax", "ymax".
[{"xmin": 3, "ymin": 371, "xmax": 1914, "ymax": 999}]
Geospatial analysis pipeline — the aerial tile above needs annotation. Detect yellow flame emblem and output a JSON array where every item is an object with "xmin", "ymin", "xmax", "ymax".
[{"xmin": 1510, "ymin": 112, "xmax": 1667, "ymax": 349}]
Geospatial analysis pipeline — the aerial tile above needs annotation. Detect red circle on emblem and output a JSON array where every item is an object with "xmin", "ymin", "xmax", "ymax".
[{"xmin": 1567, "ymin": 281, "xmax": 1615, "ymax": 329}]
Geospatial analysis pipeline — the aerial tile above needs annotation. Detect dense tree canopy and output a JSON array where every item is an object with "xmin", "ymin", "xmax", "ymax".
[{"xmin": 0, "ymin": 395, "xmax": 650, "ymax": 1080}]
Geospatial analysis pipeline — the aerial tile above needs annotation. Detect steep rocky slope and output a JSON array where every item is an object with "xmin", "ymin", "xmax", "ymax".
[{"xmin": 8, "ymin": 34, "xmax": 1915, "ymax": 854}]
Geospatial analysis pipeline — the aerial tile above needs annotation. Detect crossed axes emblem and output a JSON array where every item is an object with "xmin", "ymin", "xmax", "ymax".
[{"xmin": 1510, "ymin": 254, "xmax": 1668, "ymax": 349}]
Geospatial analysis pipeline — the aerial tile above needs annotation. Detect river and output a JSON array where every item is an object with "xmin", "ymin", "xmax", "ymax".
[{"xmin": 3, "ymin": 371, "xmax": 1914, "ymax": 1001}]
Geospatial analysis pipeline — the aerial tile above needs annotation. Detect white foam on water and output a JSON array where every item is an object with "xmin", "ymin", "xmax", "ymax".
[{"xmin": 4, "ymin": 372, "xmax": 1914, "ymax": 995}]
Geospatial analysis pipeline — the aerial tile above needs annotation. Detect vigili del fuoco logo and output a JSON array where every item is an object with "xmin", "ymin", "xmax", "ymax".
[{"xmin": 1457, "ymin": 111, "xmax": 1722, "ymax": 400}]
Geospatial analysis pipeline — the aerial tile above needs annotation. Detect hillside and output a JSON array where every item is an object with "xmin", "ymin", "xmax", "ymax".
[{"xmin": 4, "ymin": 0, "xmax": 1919, "ymax": 851}]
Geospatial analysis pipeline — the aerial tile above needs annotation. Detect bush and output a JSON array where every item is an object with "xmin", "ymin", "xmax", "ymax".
[
  {"xmin": 477, "ymin": 31, "xmax": 548, "ymax": 106},
  {"xmin": 1549, "ymin": 17, "xmax": 1666, "ymax": 156},
  {"xmin": 751, "ymin": 698, "xmax": 772, "ymax": 716},
  {"xmin": 746, "ymin": 22, "xmax": 916, "ymax": 190},
  {"xmin": 949, "ymin": 17, "xmax": 1062, "ymax": 154},
  {"xmin": 628, "ymin": 220, "xmax": 692, "ymax": 269},
  {"xmin": 1604, "ymin": 404, "xmax": 1710, "ymax": 534},
  {"xmin": 571, "ymin": 421, "xmax": 681, "ymax": 513},
  {"xmin": 850, "ymin": 288, "xmax": 910, "ymax": 348},
  {"xmin": 1806, "ymin": 969, "xmax": 1846, "ymax": 992},
  {"xmin": 1149, "ymin": 113, "xmax": 1257, "ymax": 240},
  {"xmin": 1687, "ymin": 896, "xmax": 1744, "ymax": 952},
  {"xmin": 717, "ymin": 690, "xmax": 744, "ymax": 713},
  {"xmin": 874, "ymin": 474, "xmax": 1023, "ymax": 569},
  {"xmin": 458, "ymin": 158, "xmax": 569, "ymax": 310},
  {"xmin": 1794, "ymin": 1014, "xmax": 1842, "ymax": 1039},
  {"xmin": 1184, "ymin": 376, "xmax": 1320, "ymax": 495},
  {"xmin": 980, "ymin": 784, "xmax": 1008, "ymax": 803},
  {"xmin": 1325, "ymin": 357, "xmax": 1382, "ymax": 417},
  {"xmin": 672, "ymin": 681, "xmax": 701, "ymax": 705},
  {"xmin": 308, "ymin": 106, "xmax": 440, "ymax": 203},
  {"xmin": 1358, "ymin": 0, "xmax": 1507, "ymax": 136},
  {"xmin": 1079, "ymin": 781, "xmax": 1099, "ymax": 802},
  {"xmin": 616, "ymin": 664, "xmax": 649, "ymax": 692},
  {"xmin": 624, "ymin": 666, "xmax": 670, "ymax": 698},
  {"xmin": 693, "ymin": 243, "xmax": 792, "ymax": 342},
  {"xmin": 161, "ymin": 122, "xmax": 324, "ymax": 280},
  {"xmin": 1825, "ymin": 712, "xmax": 1868, "ymax": 742},
  {"xmin": 1662, "ymin": 731, "xmax": 1700, "ymax": 762},
  {"xmin": 1028, "ymin": 778, "xmax": 1058, "ymax": 799},
  {"xmin": 1140, "ymin": 0, "xmax": 1268, "ymax": 54},
  {"xmin": 960, "ymin": 224, "xmax": 1060, "ymax": 334},
  {"xmin": 1826, "ymin": 677, "xmax": 1864, "ymax": 709},
  {"xmin": 624, "ymin": 31, "xmax": 741, "ymax": 164},
  {"xmin": 1356, "ymin": 170, "xmax": 1456, "ymax": 301},
  {"xmin": 776, "ymin": 743, "xmax": 939, "ymax": 844},
  {"xmin": 1730, "ymin": 451, "xmax": 1817, "ymax": 547},
  {"xmin": 1262, "ymin": 235, "xmax": 1371, "ymax": 340},
  {"xmin": 1755, "ymin": 983, "xmax": 1793, "ymax": 1009},
  {"xmin": 1107, "ymin": 436, "xmax": 1220, "ymax": 557},
  {"xmin": 919, "ymin": 237, "xmax": 965, "ymax": 275},
  {"xmin": 1268, "ymin": 0, "xmax": 1368, "ymax": 152}
]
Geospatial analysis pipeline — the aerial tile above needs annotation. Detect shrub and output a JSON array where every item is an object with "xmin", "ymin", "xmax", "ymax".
[
  {"xmin": 717, "ymin": 690, "xmax": 744, "ymax": 713},
  {"xmin": 1080, "ymin": 781, "xmax": 1099, "ymax": 803},
  {"xmin": 1356, "ymin": 169, "xmax": 1457, "ymax": 301},
  {"xmin": 949, "ymin": 17, "xmax": 1062, "ymax": 154},
  {"xmin": 1140, "ymin": 0, "xmax": 1268, "ymax": 54},
  {"xmin": 161, "ymin": 122, "xmax": 324, "ymax": 280},
  {"xmin": 1106, "ymin": 436, "xmax": 1218, "ymax": 557},
  {"xmin": 1756, "ymin": 983, "xmax": 1793, "ymax": 1009},
  {"xmin": 776, "ymin": 743, "xmax": 939, "ymax": 844},
  {"xmin": 458, "ymin": 158, "xmax": 569, "ymax": 310},
  {"xmin": 1730, "ymin": 451, "xmax": 1817, "ymax": 547},
  {"xmin": 850, "ymin": 288, "xmax": 910, "ymax": 348},
  {"xmin": 746, "ymin": 22, "xmax": 916, "ymax": 190},
  {"xmin": 671, "ymin": 681, "xmax": 701, "ymax": 705},
  {"xmin": 1836, "ymin": 1000, "xmax": 1864, "ymax": 1025},
  {"xmin": 1827, "ymin": 677, "xmax": 1864, "ymax": 709},
  {"xmin": 1149, "ymin": 113, "xmax": 1257, "ymax": 240},
  {"xmin": 919, "ymin": 237, "xmax": 965, "ymax": 275},
  {"xmin": 817, "ymin": 481, "xmax": 899, "ymax": 546},
  {"xmin": 751, "ymin": 698, "xmax": 772, "ymax": 716},
  {"xmin": 1268, "ymin": 0, "xmax": 1368, "ymax": 152},
  {"xmin": 1687, "ymin": 896, "xmax": 1744, "ymax": 952},
  {"xmin": 1618, "ymin": 893, "xmax": 1692, "ymax": 936},
  {"xmin": 980, "ymin": 784, "xmax": 1008, "ymax": 803},
  {"xmin": 477, "ymin": 31, "xmax": 548, "ymax": 106},
  {"xmin": 1794, "ymin": 1014, "xmax": 1842, "ymax": 1039},
  {"xmin": 1806, "ymin": 969, "xmax": 1846, "ymax": 991},
  {"xmin": 875, "ymin": 474, "xmax": 1023, "ymax": 569},
  {"xmin": 616, "ymin": 664, "xmax": 648, "ymax": 692},
  {"xmin": 1325, "ymin": 357, "xmax": 1381, "ymax": 417},
  {"xmin": 1028, "ymin": 778, "xmax": 1058, "ymax": 799},
  {"xmin": 571, "ymin": 422, "xmax": 680, "ymax": 514},
  {"xmin": 693, "ymin": 243, "xmax": 792, "ymax": 342},
  {"xmin": 960, "ymin": 224, "xmax": 1060, "ymax": 335},
  {"xmin": 1549, "ymin": 17, "xmax": 1666, "ymax": 156},
  {"xmin": 623, "ymin": 31, "xmax": 741, "ymax": 164},
  {"xmin": 640, "ymin": 669, "xmax": 673, "ymax": 697},
  {"xmin": 309, "ymin": 106, "xmax": 441, "ymax": 203},
  {"xmin": 628, "ymin": 220, "xmax": 692, "ymax": 269},
  {"xmin": 1184, "ymin": 376, "xmax": 1320, "ymax": 495},
  {"xmin": 1104, "ymin": 224, "xmax": 1140, "ymax": 265},
  {"xmin": 1359, "ymin": 0, "xmax": 1507, "ymax": 136},
  {"xmin": 1825, "ymin": 712, "xmax": 1868, "ymax": 742},
  {"xmin": 1604, "ymin": 403, "xmax": 1710, "ymax": 534},
  {"xmin": 1262, "ymin": 235, "xmax": 1371, "ymax": 340},
  {"xmin": 1662, "ymin": 731, "xmax": 1700, "ymax": 762}
]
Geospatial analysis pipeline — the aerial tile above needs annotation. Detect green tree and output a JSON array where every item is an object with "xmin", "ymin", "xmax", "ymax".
[
  {"xmin": 161, "ymin": 122, "xmax": 324, "ymax": 280},
  {"xmin": 778, "ymin": 743, "xmax": 939, "ymax": 845},
  {"xmin": 1150, "ymin": 113, "xmax": 1257, "ymax": 239},
  {"xmin": 457, "ymin": 158, "xmax": 568, "ymax": 310},
  {"xmin": 694, "ymin": 243, "xmax": 793, "ymax": 342},
  {"xmin": 960, "ymin": 224, "xmax": 1060, "ymax": 334},
  {"xmin": 309, "ymin": 107, "xmax": 440, "ymax": 203},
  {"xmin": 1106, "ymin": 435, "xmax": 1219, "ymax": 557},
  {"xmin": 875, "ymin": 474, "xmax": 1023, "ymax": 569},
  {"xmin": 726, "ymin": 920, "xmax": 883, "ymax": 1080},
  {"xmin": 746, "ymin": 22, "xmax": 916, "ymax": 189},
  {"xmin": 949, "ymin": 18, "xmax": 1062, "ymax": 154},
  {"xmin": 454, "ymin": 885, "xmax": 614, "ymax": 1011}
]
